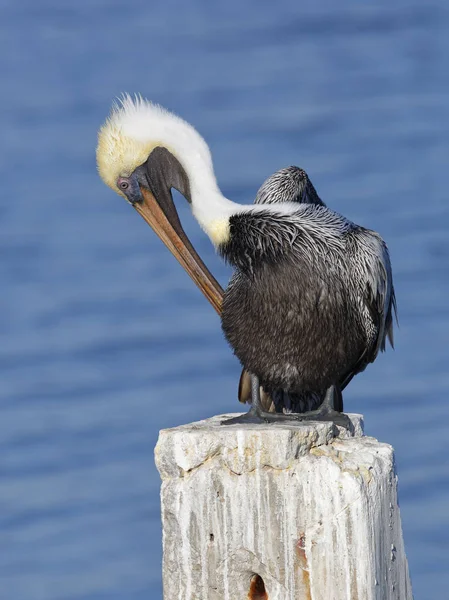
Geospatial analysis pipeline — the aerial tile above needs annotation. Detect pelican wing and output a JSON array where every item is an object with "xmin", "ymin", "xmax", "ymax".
[
  {"xmin": 339, "ymin": 231, "xmax": 397, "ymax": 391},
  {"xmin": 364, "ymin": 233, "xmax": 397, "ymax": 357}
]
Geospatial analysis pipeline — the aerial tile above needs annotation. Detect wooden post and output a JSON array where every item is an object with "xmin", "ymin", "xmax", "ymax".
[{"xmin": 155, "ymin": 414, "xmax": 412, "ymax": 600}]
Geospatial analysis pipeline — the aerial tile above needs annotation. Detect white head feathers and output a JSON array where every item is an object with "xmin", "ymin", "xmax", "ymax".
[{"xmin": 96, "ymin": 94, "xmax": 219, "ymax": 197}]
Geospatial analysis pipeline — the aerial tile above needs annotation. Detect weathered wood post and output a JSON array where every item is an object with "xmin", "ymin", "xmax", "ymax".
[{"xmin": 155, "ymin": 414, "xmax": 412, "ymax": 600}]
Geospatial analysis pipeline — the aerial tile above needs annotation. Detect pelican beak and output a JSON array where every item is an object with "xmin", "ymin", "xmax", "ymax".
[
  {"xmin": 134, "ymin": 187, "xmax": 223, "ymax": 313},
  {"xmin": 124, "ymin": 148, "xmax": 223, "ymax": 314}
]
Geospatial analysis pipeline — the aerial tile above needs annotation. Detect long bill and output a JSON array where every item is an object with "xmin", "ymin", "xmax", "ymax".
[{"xmin": 134, "ymin": 186, "xmax": 224, "ymax": 314}]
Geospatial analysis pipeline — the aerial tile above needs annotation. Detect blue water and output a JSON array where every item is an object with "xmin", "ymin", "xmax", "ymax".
[{"xmin": 1, "ymin": 1, "xmax": 448, "ymax": 598}]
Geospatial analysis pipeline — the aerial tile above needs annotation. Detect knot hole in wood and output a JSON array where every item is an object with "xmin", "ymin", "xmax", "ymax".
[{"xmin": 248, "ymin": 574, "xmax": 268, "ymax": 599}]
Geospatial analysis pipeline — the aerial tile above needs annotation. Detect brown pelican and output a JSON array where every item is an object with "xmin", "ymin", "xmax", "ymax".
[{"xmin": 96, "ymin": 96, "xmax": 397, "ymax": 426}]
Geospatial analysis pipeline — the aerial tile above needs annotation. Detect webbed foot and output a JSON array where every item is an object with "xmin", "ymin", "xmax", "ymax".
[{"xmin": 222, "ymin": 380, "xmax": 351, "ymax": 430}]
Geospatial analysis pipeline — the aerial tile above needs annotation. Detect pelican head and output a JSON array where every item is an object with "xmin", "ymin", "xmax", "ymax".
[{"xmin": 96, "ymin": 95, "xmax": 225, "ymax": 312}]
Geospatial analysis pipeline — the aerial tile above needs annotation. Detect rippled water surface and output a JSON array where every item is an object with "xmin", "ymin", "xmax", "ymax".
[{"xmin": 1, "ymin": 1, "xmax": 448, "ymax": 598}]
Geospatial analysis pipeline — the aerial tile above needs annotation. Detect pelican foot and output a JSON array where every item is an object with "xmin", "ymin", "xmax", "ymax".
[
  {"xmin": 221, "ymin": 407, "xmax": 268, "ymax": 425},
  {"xmin": 222, "ymin": 374, "xmax": 283, "ymax": 425},
  {"xmin": 222, "ymin": 382, "xmax": 351, "ymax": 430},
  {"xmin": 292, "ymin": 408, "xmax": 353, "ymax": 430},
  {"xmin": 221, "ymin": 406, "xmax": 351, "ymax": 429},
  {"xmin": 221, "ymin": 406, "xmax": 352, "ymax": 429},
  {"xmin": 280, "ymin": 385, "xmax": 352, "ymax": 430}
]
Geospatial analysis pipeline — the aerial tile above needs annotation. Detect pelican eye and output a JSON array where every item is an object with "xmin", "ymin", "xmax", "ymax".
[{"xmin": 119, "ymin": 180, "xmax": 129, "ymax": 191}]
